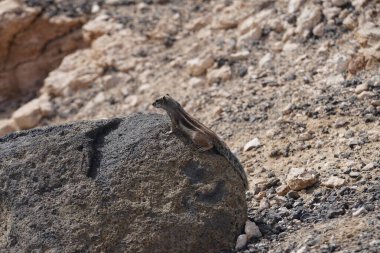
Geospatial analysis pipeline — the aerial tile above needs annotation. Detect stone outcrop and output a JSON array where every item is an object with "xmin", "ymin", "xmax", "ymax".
[
  {"xmin": 0, "ymin": 113, "xmax": 247, "ymax": 253},
  {"xmin": 0, "ymin": 0, "xmax": 88, "ymax": 102}
]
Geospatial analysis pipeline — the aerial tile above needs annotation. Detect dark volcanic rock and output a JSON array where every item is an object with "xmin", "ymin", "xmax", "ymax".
[{"xmin": 0, "ymin": 113, "xmax": 247, "ymax": 253}]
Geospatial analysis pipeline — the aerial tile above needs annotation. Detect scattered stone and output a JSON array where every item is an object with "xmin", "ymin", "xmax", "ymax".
[
  {"xmin": 276, "ymin": 185, "xmax": 290, "ymax": 196},
  {"xmin": 343, "ymin": 13, "xmax": 357, "ymax": 30},
  {"xmin": 185, "ymin": 16, "xmax": 210, "ymax": 31},
  {"xmin": 258, "ymin": 53, "xmax": 273, "ymax": 68},
  {"xmin": 357, "ymin": 91, "xmax": 375, "ymax": 100},
  {"xmin": 238, "ymin": 16, "xmax": 259, "ymax": 35},
  {"xmin": 281, "ymin": 103, "xmax": 294, "ymax": 115},
  {"xmin": 298, "ymin": 131, "xmax": 314, "ymax": 141},
  {"xmin": 312, "ymin": 23, "xmax": 324, "ymax": 37},
  {"xmin": 296, "ymin": 4, "xmax": 322, "ymax": 34},
  {"xmin": 352, "ymin": 207, "xmax": 367, "ymax": 217},
  {"xmin": 235, "ymin": 234, "xmax": 248, "ymax": 250},
  {"xmin": 206, "ymin": 65, "xmax": 232, "ymax": 84},
  {"xmin": 323, "ymin": 7, "xmax": 341, "ymax": 20},
  {"xmin": 288, "ymin": 0, "xmax": 304, "ymax": 14},
  {"xmin": 349, "ymin": 171, "xmax": 361, "ymax": 178},
  {"xmin": 356, "ymin": 22, "xmax": 380, "ymax": 46},
  {"xmin": 0, "ymin": 119, "xmax": 17, "ymax": 137},
  {"xmin": 355, "ymin": 83, "xmax": 369, "ymax": 94},
  {"xmin": 283, "ymin": 42, "xmax": 299, "ymax": 52},
  {"xmin": 187, "ymin": 54, "xmax": 214, "ymax": 76},
  {"xmin": 243, "ymin": 138, "xmax": 261, "ymax": 151},
  {"xmin": 327, "ymin": 207, "xmax": 345, "ymax": 218},
  {"xmin": 287, "ymin": 191, "xmax": 300, "ymax": 200},
  {"xmin": 286, "ymin": 168, "xmax": 319, "ymax": 191},
  {"xmin": 188, "ymin": 77, "xmax": 204, "ymax": 87},
  {"xmin": 230, "ymin": 50, "xmax": 250, "ymax": 60},
  {"xmin": 237, "ymin": 27, "xmax": 262, "ymax": 47},
  {"xmin": 321, "ymin": 176, "xmax": 345, "ymax": 188},
  {"xmin": 260, "ymin": 197, "xmax": 270, "ymax": 209},
  {"xmin": 245, "ymin": 220, "xmax": 262, "ymax": 240},
  {"xmin": 334, "ymin": 118, "xmax": 349, "ymax": 128},
  {"xmin": 362, "ymin": 162, "xmax": 375, "ymax": 171},
  {"xmin": 255, "ymin": 191, "xmax": 266, "ymax": 200},
  {"xmin": 12, "ymin": 98, "xmax": 43, "ymax": 130}
]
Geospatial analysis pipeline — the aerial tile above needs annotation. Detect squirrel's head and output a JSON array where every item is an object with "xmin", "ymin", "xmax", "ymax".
[{"xmin": 152, "ymin": 94, "xmax": 180, "ymax": 109}]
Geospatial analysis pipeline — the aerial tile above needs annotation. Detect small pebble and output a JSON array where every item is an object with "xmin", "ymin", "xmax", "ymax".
[
  {"xmin": 352, "ymin": 207, "xmax": 367, "ymax": 217},
  {"xmin": 235, "ymin": 234, "xmax": 248, "ymax": 250},
  {"xmin": 349, "ymin": 171, "xmax": 360, "ymax": 178},
  {"xmin": 245, "ymin": 220, "xmax": 262, "ymax": 240},
  {"xmin": 244, "ymin": 138, "xmax": 261, "ymax": 151}
]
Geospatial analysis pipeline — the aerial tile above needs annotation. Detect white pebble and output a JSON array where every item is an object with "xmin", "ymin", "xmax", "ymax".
[{"xmin": 244, "ymin": 138, "xmax": 261, "ymax": 152}]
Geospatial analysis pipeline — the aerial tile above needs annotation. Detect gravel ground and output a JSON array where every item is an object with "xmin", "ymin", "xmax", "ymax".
[{"xmin": 2, "ymin": 0, "xmax": 380, "ymax": 252}]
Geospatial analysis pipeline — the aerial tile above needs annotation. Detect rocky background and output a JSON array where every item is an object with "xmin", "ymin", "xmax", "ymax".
[{"xmin": 0, "ymin": 0, "xmax": 379, "ymax": 252}]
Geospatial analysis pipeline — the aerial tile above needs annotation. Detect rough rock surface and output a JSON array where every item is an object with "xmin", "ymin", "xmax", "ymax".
[{"xmin": 0, "ymin": 113, "xmax": 247, "ymax": 253}]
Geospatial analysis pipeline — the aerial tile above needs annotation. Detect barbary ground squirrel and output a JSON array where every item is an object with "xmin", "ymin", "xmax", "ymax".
[{"xmin": 153, "ymin": 94, "xmax": 248, "ymax": 189}]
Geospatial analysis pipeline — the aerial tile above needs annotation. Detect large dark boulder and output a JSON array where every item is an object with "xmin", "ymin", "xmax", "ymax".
[{"xmin": 0, "ymin": 113, "xmax": 247, "ymax": 253}]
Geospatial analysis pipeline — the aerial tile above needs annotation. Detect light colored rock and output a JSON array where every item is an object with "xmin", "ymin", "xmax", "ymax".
[
  {"xmin": 230, "ymin": 50, "xmax": 250, "ymax": 60},
  {"xmin": 255, "ymin": 191, "xmax": 266, "ymax": 200},
  {"xmin": 362, "ymin": 162, "xmax": 375, "ymax": 171},
  {"xmin": 321, "ymin": 176, "xmax": 345, "ymax": 188},
  {"xmin": 212, "ymin": 10, "xmax": 239, "ymax": 30},
  {"xmin": 206, "ymin": 65, "xmax": 232, "ymax": 84},
  {"xmin": 245, "ymin": 220, "xmax": 262, "ymax": 240},
  {"xmin": 243, "ymin": 138, "xmax": 261, "ymax": 151},
  {"xmin": 288, "ymin": 0, "xmax": 304, "ymax": 13},
  {"xmin": 238, "ymin": 16, "xmax": 259, "ymax": 35},
  {"xmin": 0, "ymin": 2, "xmax": 87, "ymax": 101},
  {"xmin": 185, "ymin": 16, "xmax": 211, "ymax": 31},
  {"xmin": 323, "ymin": 7, "xmax": 341, "ymax": 20},
  {"xmin": 39, "ymin": 100, "xmax": 54, "ymax": 117},
  {"xmin": 237, "ymin": 26, "xmax": 262, "ymax": 47},
  {"xmin": 334, "ymin": 54, "xmax": 350, "ymax": 73},
  {"xmin": 12, "ymin": 98, "xmax": 43, "ymax": 130},
  {"xmin": 352, "ymin": 207, "xmax": 367, "ymax": 217},
  {"xmin": 188, "ymin": 77, "xmax": 204, "ymax": 87},
  {"xmin": 286, "ymin": 168, "xmax": 318, "ymax": 191},
  {"xmin": 326, "ymin": 75, "xmax": 345, "ymax": 86},
  {"xmin": 298, "ymin": 131, "xmax": 314, "ymax": 141},
  {"xmin": 283, "ymin": 42, "xmax": 299, "ymax": 52},
  {"xmin": 355, "ymin": 83, "xmax": 369, "ymax": 94},
  {"xmin": 259, "ymin": 197, "xmax": 270, "ymax": 209},
  {"xmin": 0, "ymin": 119, "xmax": 17, "ymax": 136},
  {"xmin": 356, "ymin": 23, "xmax": 380, "ymax": 46},
  {"xmin": 343, "ymin": 13, "xmax": 357, "ymax": 30},
  {"xmin": 312, "ymin": 23, "xmax": 324, "ymax": 37},
  {"xmin": 357, "ymin": 91, "xmax": 375, "ymax": 100},
  {"xmin": 102, "ymin": 72, "xmax": 132, "ymax": 90},
  {"xmin": 83, "ymin": 14, "xmax": 123, "ymax": 42},
  {"xmin": 187, "ymin": 54, "xmax": 214, "ymax": 76},
  {"xmin": 282, "ymin": 103, "xmax": 294, "ymax": 115},
  {"xmin": 259, "ymin": 53, "xmax": 273, "ymax": 68},
  {"xmin": 349, "ymin": 171, "xmax": 360, "ymax": 178},
  {"xmin": 296, "ymin": 5, "xmax": 322, "ymax": 34},
  {"xmin": 276, "ymin": 185, "xmax": 290, "ymax": 196},
  {"xmin": 42, "ymin": 49, "xmax": 103, "ymax": 96},
  {"xmin": 235, "ymin": 234, "xmax": 248, "ymax": 250}
]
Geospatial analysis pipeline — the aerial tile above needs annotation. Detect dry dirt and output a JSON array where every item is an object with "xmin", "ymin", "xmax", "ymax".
[{"xmin": 1, "ymin": 0, "xmax": 379, "ymax": 252}]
